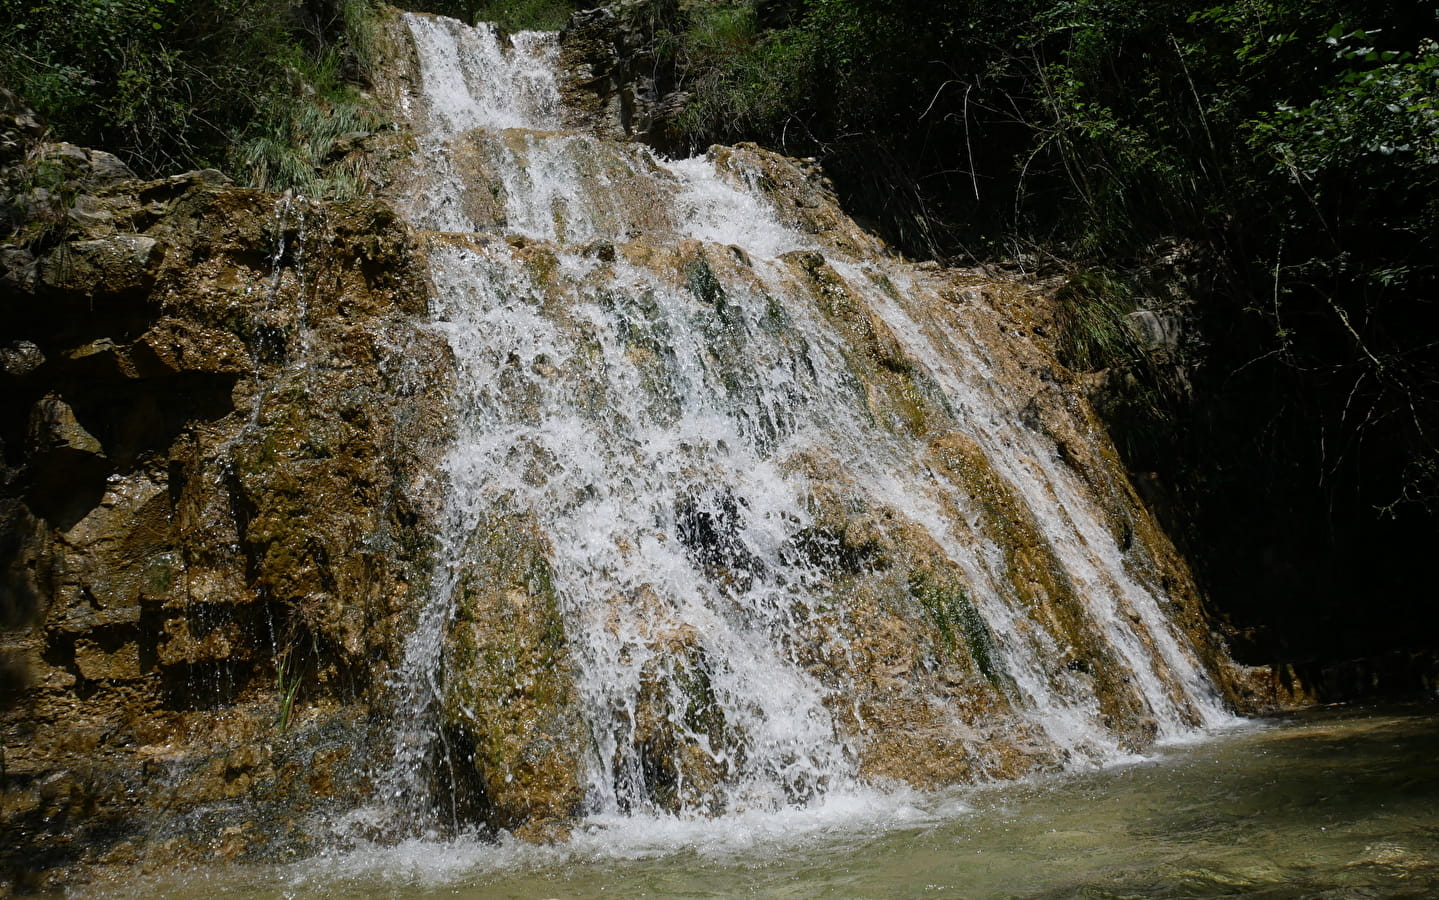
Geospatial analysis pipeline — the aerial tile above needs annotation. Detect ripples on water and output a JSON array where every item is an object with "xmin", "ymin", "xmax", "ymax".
[{"xmin": 80, "ymin": 705, "xmax": 1439, "ymax": 899}]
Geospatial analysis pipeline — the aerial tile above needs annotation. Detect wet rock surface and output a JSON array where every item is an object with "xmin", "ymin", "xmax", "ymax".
[
  {"xmin": 440, "ymin": 512, "xmax": 586, "ymax": 841},
  {"xmin": 0, "ymin": 93, "xmax": 450, "ymax": 894}
]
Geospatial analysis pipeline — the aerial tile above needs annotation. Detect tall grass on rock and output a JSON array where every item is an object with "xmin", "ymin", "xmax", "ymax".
[{"xmin": 0, "ymin": 0, "xmax": 383, "ymax": 195}]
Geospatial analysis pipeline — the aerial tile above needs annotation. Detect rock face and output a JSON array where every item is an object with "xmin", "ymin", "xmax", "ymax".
[
  {"xmin": 0, "ymin": 95, "xmax": 450, "ymax": 892},
  {"xmin": 440, "ymin": 511, "xmax": 586, "ymax": 840},
  {"xmin": 555, "ymin": 4, "xmax": 690, "ymax": 147}
]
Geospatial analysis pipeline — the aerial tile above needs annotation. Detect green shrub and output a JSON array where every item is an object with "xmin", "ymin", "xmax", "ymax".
[
  {"xmin": 478, "ymin": 0, "xmax": 577, "ymax": 30},
  {"xmin": 0, "ymin": 0, "xmax": 384, "ymax": 190}
]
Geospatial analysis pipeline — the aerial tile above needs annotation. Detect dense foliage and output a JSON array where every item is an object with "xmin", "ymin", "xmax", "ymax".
[
  {"xmin": 0, "ymin": 0, "xmax": 589, "ymax": 186},
  {"xmin": 631, "ymin": 0, "xmax": 1439, "ymax": 665},
  {"xmin": 0, "ymin": 0, "xmax": 381, "ymax": 192}
]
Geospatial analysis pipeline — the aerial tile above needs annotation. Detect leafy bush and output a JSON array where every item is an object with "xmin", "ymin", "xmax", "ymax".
[{"xmin": 0, "ymin": 0, "xmax": 383, "ymax": 192}]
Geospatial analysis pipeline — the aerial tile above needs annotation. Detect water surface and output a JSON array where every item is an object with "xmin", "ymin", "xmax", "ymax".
[{"xmin": 89, "ymin": 705, "xmax": 1439, "ymax": 899}]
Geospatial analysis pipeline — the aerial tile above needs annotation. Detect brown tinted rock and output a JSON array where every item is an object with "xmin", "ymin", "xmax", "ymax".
[
  {"xmin": 28, "ymin": 394, "xmax": 104, "ymax": 458},
  {"xmin": 1, "ymin": 339, "xmax": 44, "ymax": 376},
  {"xmin": 38, "ymin": 234, "xmax": 163, "ymax": 296},
  {"xmin": 1, "ymin": 166, "xmax": 447, "ymax": 890},
  {"xmin": 73, "ymin": 639, "xmax": 142, "ymax": 681},
  {"xmin": 125, "ymin": 318, "xmax": 250, "ymax": 377},
  {"xmin": 441, "ymin": 513, "xmax": 585, "ymax": 836}
]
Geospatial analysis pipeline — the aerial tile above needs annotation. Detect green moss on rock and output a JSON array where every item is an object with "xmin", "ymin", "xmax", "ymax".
[{"xmin": 441, "ymin": 511, "xmax": 585, "ymax": 839}]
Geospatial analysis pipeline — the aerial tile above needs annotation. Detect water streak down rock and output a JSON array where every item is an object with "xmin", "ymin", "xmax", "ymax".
[{"xmin": 375, "ymin": 12, "xmax": 1265, "ymax": 839}]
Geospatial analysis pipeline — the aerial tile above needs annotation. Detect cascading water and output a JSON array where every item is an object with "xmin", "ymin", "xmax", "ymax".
[{"xmin": 380, "ymin": 11, "xmax": 1239, "ymax": 837}]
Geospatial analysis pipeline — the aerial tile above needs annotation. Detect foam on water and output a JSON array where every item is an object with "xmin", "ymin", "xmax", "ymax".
[
  {"xmin": 304, "ymin": 783, "xmax": 956, "ymax": 891},
  {"xmin": 104, "ymin": 711, "xmax": 1439, "ymax": 900},
  {"xmin": 414, "ymin": 239, "xmax": 858, "ymax": 814},
  {"xmin": 668, "ymin": 156, "xmax": 814, "ymax": 257},
  {"xmin": 302, "ymin": 716, "xmax": 1255, "ymax": 893}
]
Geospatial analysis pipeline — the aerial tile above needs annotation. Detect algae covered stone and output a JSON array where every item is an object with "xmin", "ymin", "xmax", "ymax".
[{"xmin": 441, "ymin": 512, "xmax": 585, "ymax": 839}]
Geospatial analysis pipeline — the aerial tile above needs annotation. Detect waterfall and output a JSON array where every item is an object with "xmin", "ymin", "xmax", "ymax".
[{"xmin": 379, "ymin": 12, "xmax": 1237, "ymax": 836}]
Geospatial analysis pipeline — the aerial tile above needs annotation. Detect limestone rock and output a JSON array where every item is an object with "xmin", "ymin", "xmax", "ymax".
[
  {"xmin": 86, "ymin": 150, "xmax": 135, "ymax": 184},
  {"xmin": 558, "ymin": 7, "xmax": 626, "ymax": 138},
  {"xmin": 38, "ymin": 233, "xmax": 163, "ymax": 296},
  {"xmin": 1, "ymin": 340, "xmax": 44, "ymax": 377},
  {"xmin": 555, "ymin": 3, "xmax": 689, "ymax": 144},
  {"xmin": 1127, "ymin": 308, "xmax": 1182, "ymax": 355},
  {"xmin": 0, "ymin": 246, "xmax": 37, "ymax": 292},
  {"xmin": 66, "ymin": 194, "xmax": 115, "ymax": 229},
  {"xmin": 28, "ymin": 394, "xmax": 104, "ymax": 458},
  {"xmin": 125, "ymin": 318, "xmax": 250, "ymax": 377},
  {"xmin": 0, "ymin": 156, "xmax": 448, "ymax": 889},
  {"xmin": 73, "ymin": 639, "xmax": 142, "ymax": 681},
  {"xmin": 441, "ymin": 514, "xmax": 586, "ymax": 836}
]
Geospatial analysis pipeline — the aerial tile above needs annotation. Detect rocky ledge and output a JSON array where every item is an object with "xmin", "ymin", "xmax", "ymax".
[{"xmin": 0, "ymin": 95, "xmax": 450, "ymax": 894}]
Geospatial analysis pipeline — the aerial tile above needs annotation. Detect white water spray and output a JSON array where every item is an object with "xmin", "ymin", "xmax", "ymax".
[{"xmin": 378, "ymin": 11, "xmax": 1237, "ymax": 835}]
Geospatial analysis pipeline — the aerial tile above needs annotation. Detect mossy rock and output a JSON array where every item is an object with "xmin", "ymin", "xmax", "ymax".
[{"xmin": 441, "ymin": 511, "xmax": 586, "ymax": 836}]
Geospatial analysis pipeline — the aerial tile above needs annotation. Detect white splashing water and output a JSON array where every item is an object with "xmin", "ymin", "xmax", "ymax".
[
  {"xmin": 835, "ymin": 259, "xmax": 1234, "ymax": 742},
  {"xmin": 379, "ymin": 12, "xmax": 1238, "ymax": 837},
  {"xmin": 404, "ymin": 14, "xmax": 558, "ymax": 133}
]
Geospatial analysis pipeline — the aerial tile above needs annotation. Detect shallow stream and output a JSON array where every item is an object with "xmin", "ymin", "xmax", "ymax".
[{"xmin": 84, "ymin": 705, "xmax": 1439, "ymax": 899}]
